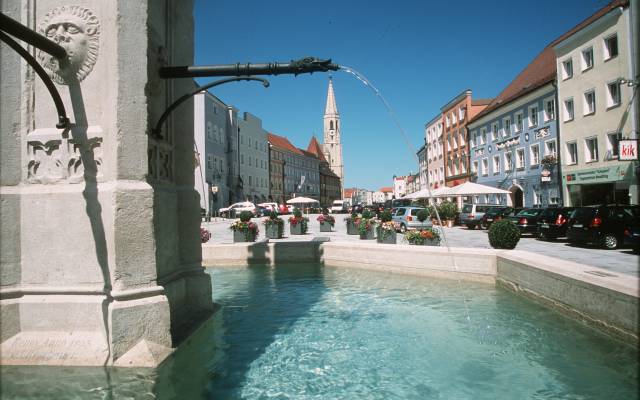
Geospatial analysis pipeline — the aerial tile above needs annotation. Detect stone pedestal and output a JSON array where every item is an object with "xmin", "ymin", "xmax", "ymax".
[
  {"xmin": 319, "ymin": 222, "xmax": 332, "ymax": 232},
  {"xmin": 264, "ymin": 224, "xmax": 283, "ymax": 239},
  {"xmin": 0, "ymin": 0, "xmax": 213, "ymax": 367}
]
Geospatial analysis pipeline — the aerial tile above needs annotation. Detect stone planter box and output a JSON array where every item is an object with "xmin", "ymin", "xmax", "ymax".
[
  {"xmin": 346, "ymin": 221, "xmax": 359, "ymax": 235},
  {"xmin": 264, "ymin": 224, "xmax": 283, "ymax": 239},
  {"xmin": 376, "ymin": 228, "xmax": 397, "ymax": 244},
  {"xmin": 320, "ymin": 222, "xmax": 333, "ymax": 232},
  {"xmin": 233, "ymin": 230, "xmax": 257, "ymax": 243},
  {"xmin": 359, "ymin": 228, "xmax": 376, "ymax": 240},
  {"xmin": 408, "ymin": 239, "xmax": 440, "ymax": 246},
  {"xmin": 290, "ymin": 223, "xmax": 305, "ymax": 235}
]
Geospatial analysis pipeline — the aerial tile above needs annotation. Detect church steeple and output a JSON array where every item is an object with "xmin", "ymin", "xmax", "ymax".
[{"xmin": 322, "ymin": 77, "xmax": 344, "ymax": 192}]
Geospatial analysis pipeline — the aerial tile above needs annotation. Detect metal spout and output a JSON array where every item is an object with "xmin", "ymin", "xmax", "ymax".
[{"xmin": 159, "ymin": 57, "xmax": 339, "ymax": 79}]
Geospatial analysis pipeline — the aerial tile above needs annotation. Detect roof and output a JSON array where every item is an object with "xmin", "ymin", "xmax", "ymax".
[
  {"xmin": 379, "ymin": 186, "xmax": 393, "ymax": 193},
  {"xmin": 470, "ymin": 0, "xmax": 628, "ymax": 123},
  {"xmin": 440, "ymin": 89, "xmax": 471, "ymax": 112},
  {"xmin": 325, "ymin": 78, "xmax": 339, "ymax": 115},
  {"xmin": 306, "ymin": 136, "xmax": 328, "ymax": 162},
  {"xmin": 300, "ymin": 149, "xmax": 320, "ymax": 160},
  {"xmin": 268, "ymin": 132, "xmax": 304, "ymax": 155},
  {"xmin": 344, "ymin": 188, "xmax": 356, "ymax": 197},
  {"xmin": 472, "ymin": 98, "xmax": 493, "ymax": 106}
]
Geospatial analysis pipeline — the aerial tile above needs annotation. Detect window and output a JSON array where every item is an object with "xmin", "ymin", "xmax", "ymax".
[
  {"xmin": 481, "ymin": 128, "xmax": 487, "ymax": 144},
  {"xmin": 471, "ymin": 131, "xmax": 477, "ymax": 147},
  {"xmin": 581, "ymin": 47, "xmax": 594, "ymax": 71},
  {"xmin": 482, "ymin": 158, "xmax": 488, "ymax": 176},
  {"xmin": 493, "ymin": 155, "xmax": 500, "ymax": 174},
  {"xmin": 515, "ymin": 112, "xmax": 523, "ymax": 132},
  {"xmin": 530, "ymin": 144, "xmax": 540, "ymax": 166},
  {"xmin": 563, "ymin": 98, "xmax": 574, "ymax": 121},
  {"xmin": 240, "ymin": 154, "xmax": 244, "ymax": 164},
  {"xmin": 459, "ymin": 106, "xmax": 466, "ymax": 121},
  {"xmin": 545, "ymin": 139, "xmax": 557, "ymax": 157},
  {"xmin": 446, "ymin": 115, "xmax": 450, "ymax": 127},
  {"xmin": 491, "ymin": 123, "xmax": 498, "ymax": 141},
  {"xmin": 606, "ymin": 81, "xmax": 621, "ymax": 108},
  {"xmin": 452, "ymin": 112, "xmax": 457, "ymax": 124},
  {"xmin": 248, "ymin": 157, "xmax": 252, "ymax": 166},
  {"xmin": 503, "ymin": 118, "xmax": 511, "ymax": 136},
  {"xmin": 206, "ymin": 122, "xmax": 213, "ymax": 140},
  {"xmin": 604, "ymin": 34, "xmax": 618, "ymax": 60},
  {"xmin": 585, "ymin": 137, "xmax": 598, "ymax": 162},
  {"xmin": 584, "ymin": 90, "xmax": 596, "ymax": 115},
  {"xmin": 516, "ymin": 148, "xmax": 525, "ymax": 169},
  {"xmin": 504, "ymin": 152, "xmax": 513, "ymax": 171},
  {"xmin": 472, "ymin": 160, "xmax": 478, "ymax": 174},
  {"xmin": 562, "ymin": 58, "xmax": 573, "ymax": 80},
  {"xmin": 544, "ymin": 98, "xmax": 555, "ymax": 121},
  {"xmin": 529, "ymin": 105, "xmax": 538, "ymax": 127},
  {"xmin": 607, "ymin": 132, "xmax": 622, "ymax": 158},
  {"xmin": 206, "ymin": 154, "xmax": 213, "ymax": 170}
]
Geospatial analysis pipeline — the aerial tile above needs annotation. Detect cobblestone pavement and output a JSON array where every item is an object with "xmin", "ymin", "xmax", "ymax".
[{"xmin": 202, "ymin": 214, "xmax": 639, "ymax": 277}]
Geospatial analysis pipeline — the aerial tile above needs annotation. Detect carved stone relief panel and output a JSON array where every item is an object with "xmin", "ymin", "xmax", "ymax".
[
  {"xmin": 26, "ymin": 127, "xmax": 103, "ymax": 184},
  {"xmin": 37, "ymin": 5, "xmax": 100, "ymax": 85}
]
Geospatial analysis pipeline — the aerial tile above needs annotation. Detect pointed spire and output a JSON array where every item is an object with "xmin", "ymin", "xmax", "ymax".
[{"xmin": 324, "ymin": 77, "xmax": 338, "ymax": 115}]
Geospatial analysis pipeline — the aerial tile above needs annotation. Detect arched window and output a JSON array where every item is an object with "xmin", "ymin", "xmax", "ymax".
[{"xmin": 330, "ymin": 120, "xmax": 334, "ymax": 130}]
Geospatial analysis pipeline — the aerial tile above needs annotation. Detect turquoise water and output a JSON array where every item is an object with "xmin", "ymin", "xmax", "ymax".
[{"xmin": 1, "ymin": 264, "xmax": 638, "ymax": 399}]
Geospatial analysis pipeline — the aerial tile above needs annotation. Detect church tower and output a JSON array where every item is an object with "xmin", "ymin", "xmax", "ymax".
[{"xmin": 322, "ymin": 77, "xmax": 344, "ymax": 189}]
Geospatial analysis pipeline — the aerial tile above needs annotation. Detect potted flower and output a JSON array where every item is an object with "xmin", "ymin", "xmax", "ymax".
[
  {"xmin": 263, "ymin": 211, "xmax": 284, "ymax": 239},
  {"xmin": 376, "ymin": 211, "xmax": 396, "ymax": 244},
  {"xmin": 404, "ymin": 228, "xmax": 441, "ymax": 246},
  {"xmin": 345, "ymin": 212, "xmax": 360, "ymax": 235},
  {"xmin": 230, "ymin": 211, "xmax": 259, "ymax": 242},
  {"xmin": 288, "ymin": 208, "xmax": 308, "ymax": 235},
  {"xmin": 416, "ymin": 209, "xmax": 431, "ymax": 230},
  {"xmin": 200, "ymin": 227, "xmax": 211, "ymax": 243},
  {"xmin": 540, "ymin": 154, "xmax": 557, "ymax": 169},
  {"xmin": 437, "ymin": 200, "xmax": 458, "ymax": 228},
  {"xmin": 358, "ymin": 210, "xmax": 376, "ymax": 240},
  {"xmin": 317, "ymin": 213, "xmax": 335, "ymax": 232}
]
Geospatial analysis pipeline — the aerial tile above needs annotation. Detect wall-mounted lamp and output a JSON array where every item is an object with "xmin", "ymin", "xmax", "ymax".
[{"xmin": 618, "ymin": 78, "xmax": 639, "ymax": 87}]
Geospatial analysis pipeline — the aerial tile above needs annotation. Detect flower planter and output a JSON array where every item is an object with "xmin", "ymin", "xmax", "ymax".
[
  {"xmin": 233, "ymin": 230, "xmax": 257, "ymax": 243},
  {"xmin": 346, "ymin": 221, "xmax": 359, "ymax": 235},
  {"xmin": 359, "ymin": 229, "xmax": 375, "ymax": 240},
  {"xmin": 265, "ymin": 224, "xmax": 283, "ymax": 239},
  {"xmin": 290, "ymin": 223, "xmax": 305, "ymax": 235},
  {"xmin": 408, "ymin": 238, "xmax": 440, "ymax": 246},
  {"xmin": 320, "ymin": 222, "xmax": 333, "ymax": 232},
  {"xmin": 376, "ymin": 228, "xmax": 397, "ymax": 244}
]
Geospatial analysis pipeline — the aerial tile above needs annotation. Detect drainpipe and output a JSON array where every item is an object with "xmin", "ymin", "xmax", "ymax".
[{"xmin": 552, "ymin": 79, "xmax": 564, "ymax": 206}]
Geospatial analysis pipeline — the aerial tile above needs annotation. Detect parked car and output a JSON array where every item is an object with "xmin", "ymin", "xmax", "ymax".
[
  {"xmin": 567, "ymin": 204, "xmax": 640, "ymax": 250},
  {"xmin": 479, "ymin": 206, "xmax": 514, "ymax": 229},
  {"xmin": 219, "ymin": 201, "xmax": 256, "ymax": 218},
  {"xmin": 331, "ymin": 199, "xmax": 349, "ymax": 214},
  {"xmin": 536, "ymin": 207, "xmax": 575, "ymax": 240},
  {"xmin": 623, "ymin": 223, "xmax": 640, "ymax": 253},
  {"xmin": 392, "ymin": 206, "xmax": 432, "ymax": 233},
  {"xmin": 507, "ymin": 208, "xmax": 545, "ymax": 235},
  {"xmin": 258, "ymin": 202, "xmax": 279, "ymax": 213},
  {"xmin": 255, "ymin": 206, "xmax": 270, "ymax": 217},
  {"xmin": 459, "ymin": 204, "xmax": 505, "ymax": 229}
]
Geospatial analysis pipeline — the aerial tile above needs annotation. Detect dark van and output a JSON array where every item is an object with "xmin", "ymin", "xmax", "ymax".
[{"xmin": 566, "ymin": 204, "xmax": 640, "ymax": 249}]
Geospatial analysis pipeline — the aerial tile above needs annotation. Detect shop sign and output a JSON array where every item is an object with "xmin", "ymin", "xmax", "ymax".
[
  {"xmin": 564, "ymin": 165, "xmax": 627, "ymax": 185},
  {"xmin": 540, "ymin": 169, "xmax": 551, "ymax": 182},
  {"xmin": 618, "ymin": 140, "xmax": 638, "ymax": 161}
]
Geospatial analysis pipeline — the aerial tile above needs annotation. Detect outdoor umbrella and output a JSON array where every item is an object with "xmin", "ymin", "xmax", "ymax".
[
  {"xmin": 286, "ymin": 196, "xmax": 319, "ymax": 213},
  {"xmin": 443, "ymin": 182, "xmax": 511, "ymax": 196}
]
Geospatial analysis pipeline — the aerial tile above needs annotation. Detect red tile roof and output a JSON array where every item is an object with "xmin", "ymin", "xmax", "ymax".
[
  {"xmin": 306, "ymin": 136, "xmax": 328, "ymax": 162},
  {"xmin": 344, "ymin": 188, "xmax": 356, "ymax": 198},
  {"xmin": 471, "ymin": 0, "xmax": 627, "ymax": 123},
  {"xmin": 268, "ymin": 132, "xmax": 304, "ymax": 155},
  {"xmin": 379, "ymin": 186, "xmax": 393, "ymax": 193}
]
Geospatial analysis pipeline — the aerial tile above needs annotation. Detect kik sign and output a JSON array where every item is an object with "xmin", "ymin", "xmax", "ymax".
[{"xmin": 619, "ymin": 139, "xmax": 638, "ymax": 161}]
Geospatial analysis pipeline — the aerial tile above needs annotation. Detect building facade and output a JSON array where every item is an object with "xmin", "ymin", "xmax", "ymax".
[
  {"xmin": 269, "ymin": 143, "xmax": 286, "ymax": 204},
  {"xmin": 238, "ymin": 112, "xmax": 269, "ymax": 203},
  {"xmin": 307, "ymin": 137, "xmax": 341, "ymax": 207},
  {"xmin": 322, "ymin": 78, "xmax": 344, "ymax": 190},
  {"xmin": 194, "ymin": 92, "xmax": 233, "ymax": 216},
  {"xmin": 425, "ymin": 114, "xmax": 445, "ymax": 190},
  {"xmin": 393, "ymin": 176, "xmax": 406, "ymax": 198},
  {"xmin": 417, "ymin": 143, "xmax": 428, "ymax": 191},
  {"xmin": 441, "ymin": 90, "xmax": 491, "ymax": 188},
  {"xmin": 554, "ymin": 0, "xmax": 637, "ymax": 206},
  {"xmin": 268, "ymin": 133, "xmax": 320, "ymax": 201}
]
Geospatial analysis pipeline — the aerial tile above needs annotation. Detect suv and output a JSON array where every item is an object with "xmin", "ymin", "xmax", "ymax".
[
  {"xmin": 567, "ymin": 204, "xmax": 640, "ymax": 249},
  {"xmin": 459, "ymin": 204, "xmax": 504, "ymax": 230},
  {"xmin": 392, "ymin": 206, "xmax": 432, "ymax": 232},
  {"xmin": 536, "ymin": 207, "xmax": 575, "ymax": 240}
]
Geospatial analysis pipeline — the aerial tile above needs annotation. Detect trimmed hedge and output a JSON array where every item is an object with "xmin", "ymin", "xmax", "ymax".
[
  {"xmin": 239, "ymin": 211, "xmax": 253, "ymax": 222},
  {"xmin": 488, "ymin": 220, "xmax": 520, "ymax": 249}
]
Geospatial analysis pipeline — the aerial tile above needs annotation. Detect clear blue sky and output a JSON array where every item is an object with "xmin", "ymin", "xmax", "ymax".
[{"xmin": 194, "ymin": 0, "xmax": 608, "ymax": 191}]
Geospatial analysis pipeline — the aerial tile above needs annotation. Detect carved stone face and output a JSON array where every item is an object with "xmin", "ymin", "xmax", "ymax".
[{"xmin": 38, "ymin": 6, "xmax": 99, "ymax": 85}]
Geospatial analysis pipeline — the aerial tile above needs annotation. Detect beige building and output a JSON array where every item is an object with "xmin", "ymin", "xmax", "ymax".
[
  {"xmin": 425, "ymin": 114, "xmax": 445, "ymax": 190},
  {"xmin": 554, "ymin": 0, "xmax": 637, "ymax": 206}
]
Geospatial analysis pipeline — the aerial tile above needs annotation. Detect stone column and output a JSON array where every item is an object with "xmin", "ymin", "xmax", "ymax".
[{"xmin": 0, "ymin": 0, "xmax": 212, "ymax": 367}]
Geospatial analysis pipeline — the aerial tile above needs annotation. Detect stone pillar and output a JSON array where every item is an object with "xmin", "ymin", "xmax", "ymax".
[{"xmin": 0, "ymin": 0, "xmax": 213, "ymax": 367}]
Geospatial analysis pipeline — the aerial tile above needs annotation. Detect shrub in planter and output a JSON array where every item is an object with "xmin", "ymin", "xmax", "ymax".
[
  {"xmin": 317, "ymin": 213, "xmax": 335, "ymax": 232},
  {"xmin": 437, "ymin": 201, "xmax": 458, "ymax": 226},
  {"xmin": 358, "ymin": 218, "xmax": 376, "ymax": 240},
  {"xmin": 488, "ymin": 220, "xmax": 520, "ymax": 249},
  {"xmin": 404, "ymin": 228, "xmax": 441, "ymax": 246},
  {"xmin": 263, "ymin": 211, "xmax": 284, "ymax": 239},
  {"xmin": 377, "ymin": 221, "xmax": 397, "ymax": 244},
  {"xmin": 345, "ymin": 213, "xmax": 360, "ymax": 235},
  {"xmin": 200, "ymin": 227, "xmax": 211, "ymax": 243},
  {"xmin": 289, "ymin": 209, "xmax": 309, "ymax": 235},
  {"xmin": 229, "ymin": 215, "xmax": 259, "ymax": 242}
]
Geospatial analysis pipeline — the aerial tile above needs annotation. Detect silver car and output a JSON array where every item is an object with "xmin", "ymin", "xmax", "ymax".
[{"xmin": 392, "ymin": 206, "xmax": 433, "ymax": 233}]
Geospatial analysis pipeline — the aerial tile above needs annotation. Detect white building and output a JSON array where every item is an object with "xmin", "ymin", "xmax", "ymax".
[
  {"xmin": 554, "ymin": 1, "xmax": 637, "ymax": 206},
  {"xmin": 425, "ymin": 114, "xmax": 445, "ymax": 190},
  {"xmin": 393, "ymin": 176, "xmax": 406, "ymax": 198},
  {"xmin": 238, "ymin": 112, "xmax": 269, "ymax": 203}
]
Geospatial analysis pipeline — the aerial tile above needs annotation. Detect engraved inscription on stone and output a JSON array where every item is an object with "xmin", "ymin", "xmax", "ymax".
[{"xmin": 37, "ymin": 5, "xmax": 100, "ymax": 85}]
